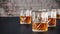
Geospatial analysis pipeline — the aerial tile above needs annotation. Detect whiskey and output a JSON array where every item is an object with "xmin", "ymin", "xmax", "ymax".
[
  {"xmin": 32, "ymin": 22, "xmax": 48, "ymax": 32},
  {"xmin": 57, "ymin": 9, "xmax": 60, "ymax": 19},
  {"xmin": 57, "ymin": 14, "xmax": 60, "ymax": 19},
  {"xmin": 20, "ymin": 16, "xmax": 25, "ymax": 24},
  {"xmin": 25, "ymin": 16, "xmax": 31, "ymax": 24},
  {"xmin": 20, "ymin": 16, "xmax": 31, "ymax": 24},
  {"xmin": 48, "ymin": 18, "xmax": 56, "ymax": 27}
]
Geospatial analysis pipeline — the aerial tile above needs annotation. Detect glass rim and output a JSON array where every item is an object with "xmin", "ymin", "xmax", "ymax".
[{"xmin": 32, "ymin": 11, "xmax": 48, "ymax": 13}]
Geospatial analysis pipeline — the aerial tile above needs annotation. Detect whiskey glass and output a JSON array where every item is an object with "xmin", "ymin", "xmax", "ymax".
[
  {"xmin": 48, "ymin": 9, "xmax": 56, "ymax": 27},
  {"xmin": 32, "ymin": 11, "xmax": 48, "ymax": 32},
  {"xmin": 25, "ymin": 10, "xmax": 32, "ymax": 24},
  {"xmin": 20, "ymin": 9, "xmax": 26, "ymax": 24},
  {"xmin": 20, "ymin": 9, "xmax": 32, "ymax": 24},
  {"xmin": 57, "ymin": 9, "xmax": 60, "ymax": 19}
]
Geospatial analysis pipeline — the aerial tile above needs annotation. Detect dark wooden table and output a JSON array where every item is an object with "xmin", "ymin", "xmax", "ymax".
[{"xmin": 0, "ymin": 17, "xmax": 60, "ymax": 34}]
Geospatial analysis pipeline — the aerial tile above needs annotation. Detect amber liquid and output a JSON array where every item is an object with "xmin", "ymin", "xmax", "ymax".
[
  {"xmin": 57, "ymin": 14, "xmax": 60, "ymax": 19},
  {"xmin": 20, "ymin": 16, "xmax": 25, "ymax": 24},
  {"xmin": 25, "ymin": 16, "xmax": 31, "ymax": 24},
  {"xmin": 20, "ymin": 16, "xmax": 31, "ymax": 24},
  {"xmin": 48, "ymin": 18, "xmax": 56, "ymax": 27},
  {"xmin": 32, "ymin": 22, "xmax": 48, "ymax": 32}
]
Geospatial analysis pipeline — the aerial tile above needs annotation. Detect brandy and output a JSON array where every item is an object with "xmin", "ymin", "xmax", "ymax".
[
  {"xmin": 20, "ymin": 16, "xmax": 25, "ymax": 24},
  {"xmin": 48, "ymin": 18, "xmax": 56, "ymax": 27},
  {"xmin": 20, "ymin": 16, "xmax": 31, "ymax": 24},
  {"xmin": 57, "ymin": 14, "xmax": 60, "ymax": 19},
  {"xmin": 32, "ymin": 22, "xmax": 48, "ymax": 32},
  {"xmin": 25, "ymin": 16, "xmax": 31, "ymax": 24}
]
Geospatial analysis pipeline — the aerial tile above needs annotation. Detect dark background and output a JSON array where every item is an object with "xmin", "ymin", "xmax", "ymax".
[{"xmin": 0, "ymin": 17, "xmax": 60, "ymax": 34}]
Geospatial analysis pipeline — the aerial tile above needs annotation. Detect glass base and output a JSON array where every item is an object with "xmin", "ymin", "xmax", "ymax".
[
  {"xmin": 32, "ymin": 29, "xmax": 47, "ymax": 32},
  {"xmin": 48, "ymin": 25, "xmax": 56, "ymax": 27},
  {"xmin": 20, "ymin": 22, "xmax": 31, "ymax": 24},
  {"xmin": 57, "ymin": 17, "xmax": 60, "ymax": 19}
]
